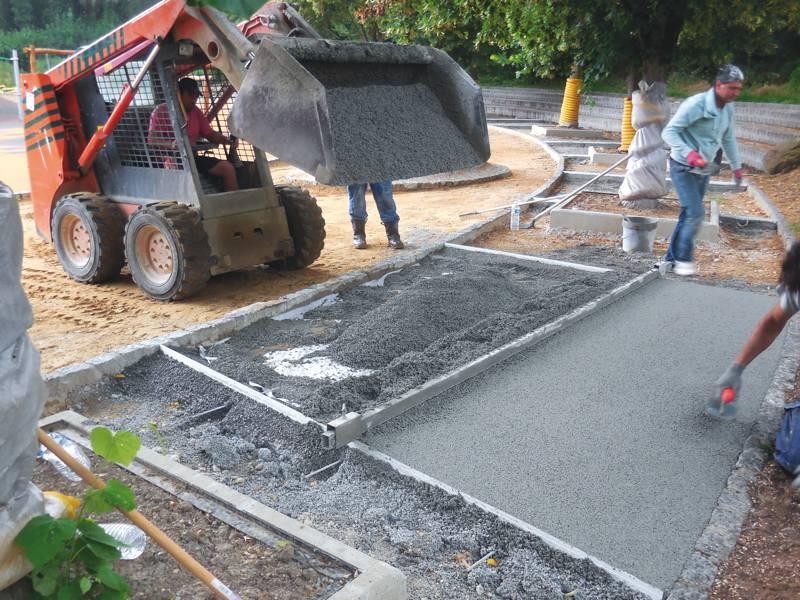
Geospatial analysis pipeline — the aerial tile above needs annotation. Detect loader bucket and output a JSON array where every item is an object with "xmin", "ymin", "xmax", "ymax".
[{"xmin": 229, "ymin": 37, "xmax": 490, "ymax": 185}]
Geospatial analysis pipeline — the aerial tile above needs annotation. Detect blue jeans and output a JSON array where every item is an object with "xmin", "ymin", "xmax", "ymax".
[
  {"xmin": 665, "ymin": 159, "xmax": 709, "ymax": 263},
  {"xmin": 348, "ymin": 182, "xmax": 399, "ymax": 225}
]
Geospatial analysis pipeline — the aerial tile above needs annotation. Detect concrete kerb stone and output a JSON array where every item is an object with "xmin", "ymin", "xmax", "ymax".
[
  {"xmin": 748, "ymin": 182, "xmax": 795, "ymax": 249},
  {"xmin": 549, "ymin": 208, "xmax": 720, "ymax": 243},
  {"xmin": 664, "ymin": 193, "xmax": 800, "ymax": 599},
  {"xmin": 531, "ymin": 125, "xmax": 605, "ymax": 139},
  {"xmin": 39, "ymin": 411, "xmax": 407, "ymax": 600},
  {"xmin": 42, "ymin": 125, "xmax": 564, "ymax": 412}
]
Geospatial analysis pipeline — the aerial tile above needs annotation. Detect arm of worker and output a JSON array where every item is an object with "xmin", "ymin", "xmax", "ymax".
[
  {"xmin": 661, "ymin": 99, "xmax": 703, "ymax": 165},
  {"xmin": 715, "ymin": 302, "xmax": 794, "ymax": 396},
  {"xmin": 204, "ymin": 130, "xmax": 235, "ymax": 145}
]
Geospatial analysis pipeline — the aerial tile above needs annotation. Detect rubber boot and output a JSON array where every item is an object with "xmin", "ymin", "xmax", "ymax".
[
  {"xmin": 352, "ymin": 220, "xmax": 367, "ymax": 249},
  {"xmin": 384, "ymin": 222, "xmax": 404, "ymax": 250}
]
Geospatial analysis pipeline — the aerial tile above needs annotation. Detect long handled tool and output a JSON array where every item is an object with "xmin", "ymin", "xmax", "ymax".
[
  {"xmin": 458, "ymin": 153, "xmax": 631, "ymax": 223},
  {"xmin": 530, "ymin": 153, "xmax": 631, "ymax": 227},
  {"xmin": 37, "ymin": 429, "xmax": 240, "ymax": 600}
]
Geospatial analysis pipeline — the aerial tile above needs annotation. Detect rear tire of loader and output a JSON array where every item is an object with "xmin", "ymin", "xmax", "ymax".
[
  {"xmin": 125, "ymin": 202, "xmax": 210, "ymax": 301},
  {"xmin": 51, "ymin": 193, "xmax": 125, "ymax": 283},
  {"xmin": 270, "ymin": 186, "xmax": 326, "ymax": 270}
]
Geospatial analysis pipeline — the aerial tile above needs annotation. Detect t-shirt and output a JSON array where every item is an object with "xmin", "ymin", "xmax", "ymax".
[
  {"xmin": 148, "ymin": 103, "xmax": 214, "ymax": 148},
  {"xmin": 779, "ymin": 284, "xmax": 800, "ymax": 316}
]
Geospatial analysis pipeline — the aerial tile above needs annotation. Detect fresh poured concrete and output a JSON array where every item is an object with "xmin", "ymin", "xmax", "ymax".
[{"xmin": 366, "ymin": 278, "xmax": 783, "ymax": 589}]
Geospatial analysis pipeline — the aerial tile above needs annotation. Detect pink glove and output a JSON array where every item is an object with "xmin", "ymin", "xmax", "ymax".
[
  {"xmin": 686, "ymin": 150, "xmax": 706, "ymax": 168},
  {"xmin": 733, "ymin": 168, "xmax": 744, "ymax": 185}
]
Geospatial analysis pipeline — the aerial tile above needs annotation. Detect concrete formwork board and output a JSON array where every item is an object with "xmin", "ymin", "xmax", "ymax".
[
  {"xmin": 39, "ymin": 411, "xmax": 407, "ymax": 600},
  {"xmin": 562, "ymin": 171, "xmax": 741, "ymax": 194},
  {"xmin": 550, "ymin": 203, "xmax": 720, "ymax": 243}
]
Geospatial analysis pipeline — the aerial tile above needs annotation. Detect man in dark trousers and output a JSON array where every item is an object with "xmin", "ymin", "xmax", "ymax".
[
  {"xmin": 661, "ymin": 65, "xmax": 745, "ymax": 276},
  {"xmin": 348, "ymin": 181, "xmax": 404, "ymax": 250}
]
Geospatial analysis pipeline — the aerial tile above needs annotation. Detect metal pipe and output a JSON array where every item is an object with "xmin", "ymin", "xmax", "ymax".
[
  {"xmin": 458, "ymin": 194, "xmax": 567, "ymax": 218},
  {"xmin": 531, "ymin": 153, "xmax": 631, "ymax": 226},
  {"xmin": 37, "ymin": 429, "xmax": 240, "ymax": 600},
  {"xmin": 78, "ymin": 41, "xmax": 161, "ymax": 174},
  {"xmin": 11, "ymin": 49, "xmax": 22, "ymax": 121}
]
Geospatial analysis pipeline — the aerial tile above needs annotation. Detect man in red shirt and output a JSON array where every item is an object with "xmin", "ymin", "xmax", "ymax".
[{"xmin": 148, "ymin": 77, "xmax": 239, "ymax": 191}]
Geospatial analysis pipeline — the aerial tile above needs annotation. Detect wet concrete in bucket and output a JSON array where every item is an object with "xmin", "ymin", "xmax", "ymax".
[
  {"xmin": 365, "ymin": 278, "xmax": 783, "ymax": 590},
  {"xmin": 169, "ymin": 247, "xmax": 636, "ymax": 423}
]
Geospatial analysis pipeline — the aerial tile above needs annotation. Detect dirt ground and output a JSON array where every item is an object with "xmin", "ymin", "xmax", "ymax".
[
  {"xmin": 20, "ymin": 127, "xmax": 552, "ymax": 372},
  {"xmin": 28, "ymin": 457, "xmax": 348, "ymax": 599}
]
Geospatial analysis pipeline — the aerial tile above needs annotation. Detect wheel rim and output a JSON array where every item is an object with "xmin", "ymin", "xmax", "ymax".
[
  {"xmin": 134, "ymin": 224, "xmax": 174, "ymax": 286},
  {"xmin": 59, "ymin": 213, "xmax": 92, "ymax": 268}
]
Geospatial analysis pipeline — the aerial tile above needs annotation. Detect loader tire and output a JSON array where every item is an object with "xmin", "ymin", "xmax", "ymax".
[
  {"xmin": 51, "ymin": 193, "xmax": 125, "ymax": 283},
  {"xmin": 271, "ymin": 186, "xmax": 326, "ymax": 270},
  {"xmin": 125, "ymin": 202, "xmax": 210, "ymax": 301}
]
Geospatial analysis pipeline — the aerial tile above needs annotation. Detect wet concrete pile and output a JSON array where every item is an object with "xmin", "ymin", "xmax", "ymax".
[{"xmin": 174, "ymin": 249, "xmax": 634, "ymax": 422}]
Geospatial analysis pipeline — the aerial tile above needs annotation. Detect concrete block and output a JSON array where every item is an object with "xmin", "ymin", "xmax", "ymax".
[
  {"xmin": 588, "ymin": 146, "xmax": 627, "ymax": 165},
  {"xmin": 530, "ymin": 125, "xmax": 605, "ymax": 139},
  {"xmin": 549, "ymin": 208, "xmax": 719, "ymax": 242}
]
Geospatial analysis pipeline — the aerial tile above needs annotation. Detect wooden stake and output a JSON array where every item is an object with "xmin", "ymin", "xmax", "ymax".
[{"xmin": 37, "ymin": 429, "xmax": 240, "ymax": 600}]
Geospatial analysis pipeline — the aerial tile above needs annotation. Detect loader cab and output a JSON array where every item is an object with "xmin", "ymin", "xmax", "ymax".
[{"xmin": 60, "ymin": 40, "xmax": 323, "ymax": 301}]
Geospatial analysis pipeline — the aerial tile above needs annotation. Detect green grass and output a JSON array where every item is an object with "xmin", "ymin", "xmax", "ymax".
[{"xmin": 0, "ymin": 61, "xmax": 14, "ymax": 89}]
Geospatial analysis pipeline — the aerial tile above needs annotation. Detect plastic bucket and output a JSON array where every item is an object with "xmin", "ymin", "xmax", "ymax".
[{"xmin": 621, "ymin": 215, "xmax": 657, "ymax": 253}]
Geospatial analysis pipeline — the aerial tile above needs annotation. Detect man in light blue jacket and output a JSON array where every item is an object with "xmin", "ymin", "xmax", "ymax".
[{"xmin": 661, "ymin": 65, "xmax": 745, "ymax": 276}]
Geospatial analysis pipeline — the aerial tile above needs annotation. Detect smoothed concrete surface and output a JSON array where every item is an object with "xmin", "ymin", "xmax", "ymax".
[{"xmin": 366, "ymin": 278, "xmax": 783, "ymax": 589}]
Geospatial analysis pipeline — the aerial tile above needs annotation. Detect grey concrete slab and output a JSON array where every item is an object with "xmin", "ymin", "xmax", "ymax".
[{"xmin": 366, "ymin": 278, "xmax": 783, "ymax": 590}]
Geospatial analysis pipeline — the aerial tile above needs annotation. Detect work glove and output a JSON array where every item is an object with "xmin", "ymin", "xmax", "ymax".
[
  {"xmin": 686, "ymin": 150, "xmax": 706, "ymax": 168},
  {"xmin": 733, "ymin": 168, "xmax": 744, "ymax": 186},
  {"xmin": 706, "ymin": 362, "xmax": 745, "ymax": 419}
]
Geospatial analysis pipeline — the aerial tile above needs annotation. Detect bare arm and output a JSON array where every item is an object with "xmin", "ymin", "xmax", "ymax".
[
  {"xmin": 205, "ymin": 130, "xmax": 232, "ymax": 145},
  {"xmin": 735, "ymin": 304, "xmax": 791, "ymax": 366}
]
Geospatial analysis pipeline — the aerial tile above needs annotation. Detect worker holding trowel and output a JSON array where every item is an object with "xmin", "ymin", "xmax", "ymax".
[
  {"xmin": 709, "ymin": 242, "xmax": 800, "ymax": 418},
  {"xmin": 660, "ymin": 64, "xmax": 745, "ymax": 276}
]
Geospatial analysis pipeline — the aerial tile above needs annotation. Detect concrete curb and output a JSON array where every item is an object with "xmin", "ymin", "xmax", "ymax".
[
  {"xmin": 748, "ymin": 182, "xmax": 795, "ymax": 249},
  {"xmin": 40, "ymin": 411, "xmax": 407, "ymax": 600},
  {"xmin": 665, "ymin": 186, "xmax": 800, "ymax": 599},
  {"xmin": 42, "ymin": 127, "xmax": 563, "ymax": 412},
  {"xmin": 550, "ymin": 207, "xmax": 720, "ymax": 242}
]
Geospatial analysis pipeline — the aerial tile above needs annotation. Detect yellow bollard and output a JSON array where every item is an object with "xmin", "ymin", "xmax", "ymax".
[
  {"xmin": 558, "ymin": 77, "xmax": 581, "ymax": 127},
  {"xmin": 620, "ymin": 96, "xmax": 634, "ymax": 152}
]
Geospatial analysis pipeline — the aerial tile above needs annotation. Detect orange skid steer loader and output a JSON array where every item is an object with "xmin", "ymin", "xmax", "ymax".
[{"xmin": 22, "ymin": 0, "xmax": 489, "ymax": 300}]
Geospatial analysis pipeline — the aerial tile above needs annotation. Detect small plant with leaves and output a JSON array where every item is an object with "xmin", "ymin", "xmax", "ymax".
[{"xmin": 15, "ymin": 427, "xmax": 142, "ymax": 599}]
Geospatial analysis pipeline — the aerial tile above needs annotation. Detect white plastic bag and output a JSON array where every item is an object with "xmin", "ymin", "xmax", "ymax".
[
  {"xmin": 0, "ymin": 484, "xmax": 43, "ymax": 590},
  {"xmin": 619, "ymin": 81, "xmax": 670, "ymax": 202}
]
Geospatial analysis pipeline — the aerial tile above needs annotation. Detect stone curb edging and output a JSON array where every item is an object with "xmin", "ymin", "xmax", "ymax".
[
  {"xmin": 748, "ymin": 182, "xmax": 795, "ymax": 250},
  {"xmin": 665, "ymin": 186, "xmax": 799, "ymax": 599},
  {"xmin": 40, "ymin": 411, "xmax": 407, "ymax": 600},
  {"xmin": 42, "ymin": 128, "xmax": 565, "ymax": 411}
]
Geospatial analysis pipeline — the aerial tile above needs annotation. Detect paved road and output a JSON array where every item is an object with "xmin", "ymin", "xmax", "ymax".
[{"xmin": 367, "ymin": 278, "xmax": 783, "ymax": 589}]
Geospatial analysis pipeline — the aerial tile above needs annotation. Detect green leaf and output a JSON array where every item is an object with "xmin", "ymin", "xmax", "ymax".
[
  {"xmin": 31, "ymin": 563, "xmax": 61, "ymax": 595},
  {"xmin": 96, "ymin": 564, "xmax": 129, "ymax": 593},
  {"xmin": 78, "ymin": 519, "xmax": 123, "ymax": 547},
  {"xmin": 90, "ymin": 428, "xmax": 140, "ymax": 466},
  {"xmin": 102, "ymin": 480, "xmax": 136, "ymax": 511},
  {"xmin": 78, "ymin": 519, "xmax": 123, "ymax": 561},
  {"xmin": 56, "ymin": 581, "xmax": 83, "ymax": 600},
  {"xmin": 83, "ymin": 489, "xmax": 113, "ymax": 514},
  {"xmin": 96, "ymin": 591, "xmax": 128, "ymax": 600},
  {"xmin": 85, "ymin": 538, "xmax": 122, "ymax": 561},
  {"xmin": 79, "ymin": 576, "xmax": 92, "ymax": 594},
  {"xmin": 15, "ymin": 515, "xmax": 77, "ymax": 569}
]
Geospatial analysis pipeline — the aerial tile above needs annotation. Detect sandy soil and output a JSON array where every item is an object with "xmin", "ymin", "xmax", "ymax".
[{"xmin": 19, "ymin": 128, "xmax": 553, "ymax": 372}]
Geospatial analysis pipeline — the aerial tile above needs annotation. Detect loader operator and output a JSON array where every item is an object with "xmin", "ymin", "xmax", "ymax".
[{"xmin": 148, "ymin": 77, "xmax": 239, "ymax": 192}]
